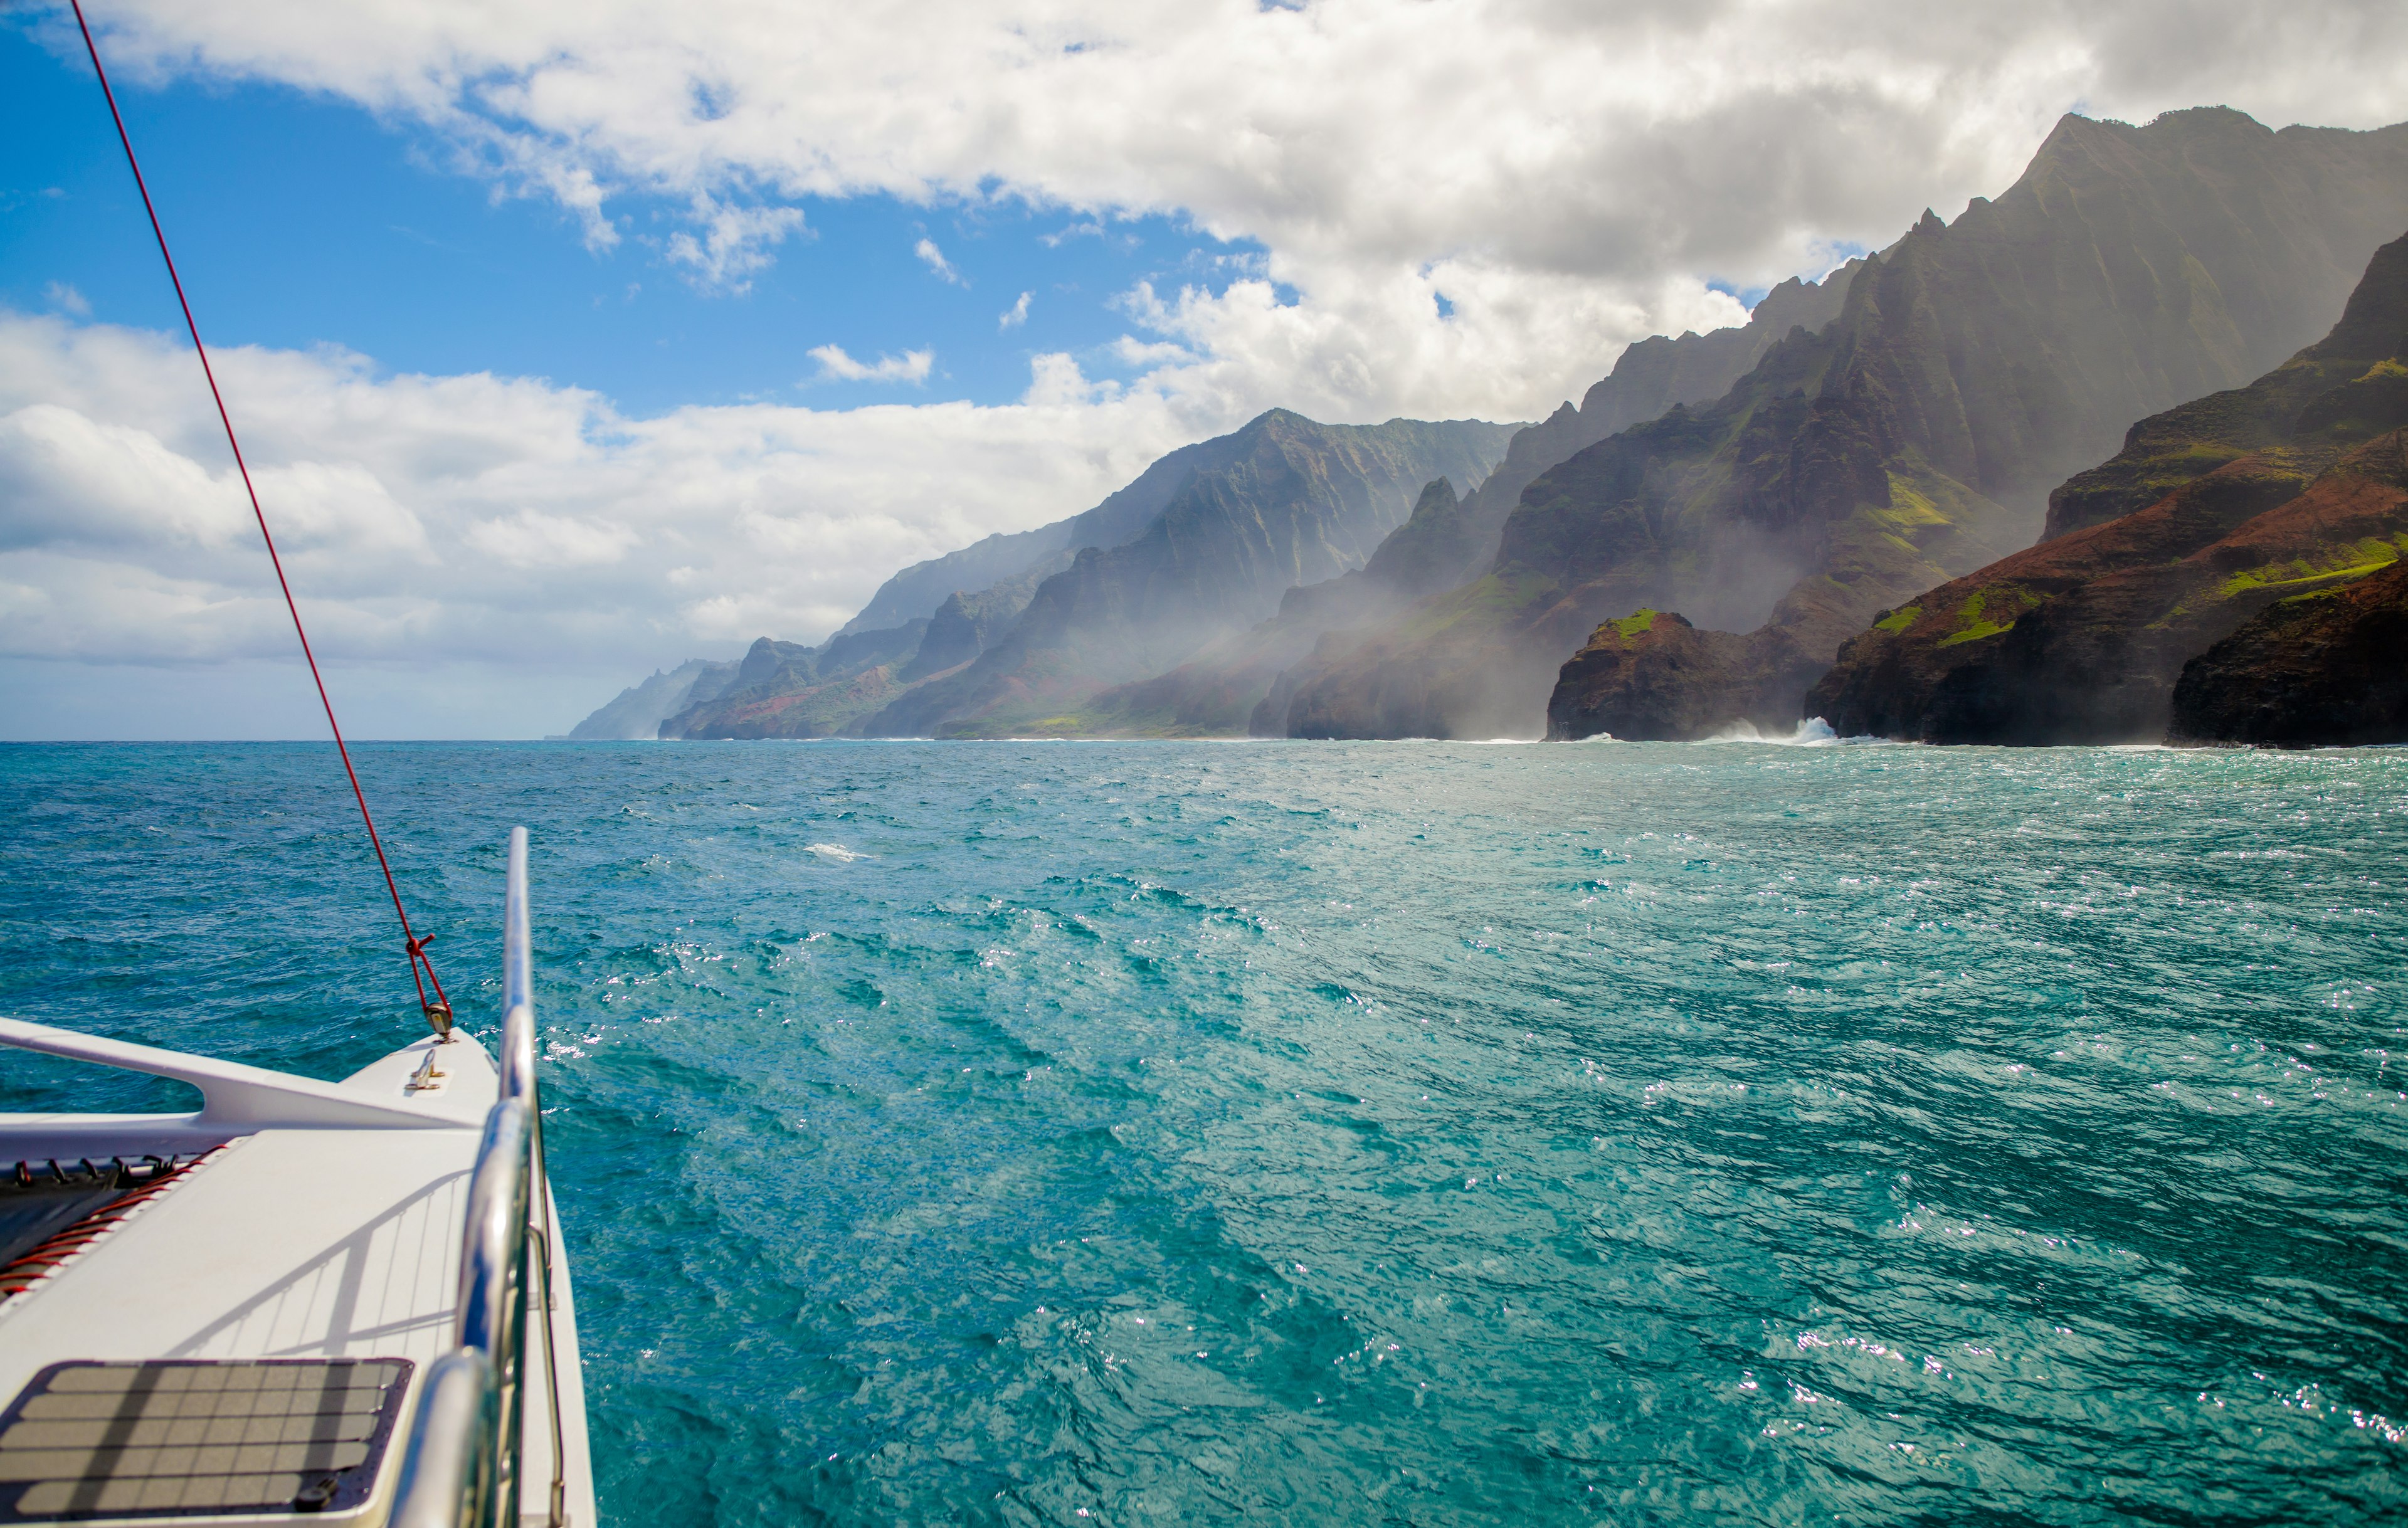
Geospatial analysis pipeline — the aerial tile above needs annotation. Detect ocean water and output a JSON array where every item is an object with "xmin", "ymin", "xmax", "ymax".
[{"xmin": 2, "ymin": 739, "xmax": 2403, "ymax": 1526}]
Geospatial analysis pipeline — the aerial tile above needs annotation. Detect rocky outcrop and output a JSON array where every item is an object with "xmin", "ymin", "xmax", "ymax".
[
  {"xmin": 1810, "ymin": 432, "xmax": 2407, "ymax": 742},
  {"xmin": 1259, "ymin": 107, "xmax": 2408, "ymax": 740},
  {"xmin": 1810, "ymin": 231, "xmax": 2408, "ymax": 744},
  {"xmin": 1544, "ymin": 611, "xmax": 1824, "ymax": 742},
  {"xmin": 2169, "ymin": 555, "xmax": 2408, "ymax": 746}
]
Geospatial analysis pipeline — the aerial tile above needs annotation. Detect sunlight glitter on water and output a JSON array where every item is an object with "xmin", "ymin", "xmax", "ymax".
[{"xmin": 2, "ymin": 739, "xmax": 2403, "ymax": 1525}]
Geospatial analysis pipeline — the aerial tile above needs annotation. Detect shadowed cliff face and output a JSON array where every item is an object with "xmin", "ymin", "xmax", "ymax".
[
  {"xmin": 663, "ymin": 622, "xmax": 930, "ymax": 739},
  {"xmin": 1074, "ymin": 266, "xmax": 1868, "ymax": 737},
  {"xmin": 851, "ymin": 411, "xmax": 1516, "ymax": 737},
  {"xmin": 1544, "ymin": 611, "xmax": 1824, "ymax": 742},
  {"xmin": 1809, "ymin": 429, "xmax": 2408, "ymax": 744},
  {"xmin": 2170, "ymin": 555, "xmax": 2408, "ymax": 746},
  {"xmin": 1810, "ymin": 231, "xmax": 2408, "ymax": 746},
  {"xmin": 1392, "ymin": 263, "xmax": 1866, "ymax": 595},
  {"xmin": 2042, "ymin": 228, "xmax": 2408, "ymax": 539},
  {"xmin": 1260, "ymin": 107, "xmax": 2408, "ymax": 741},
  {"xmin": 832, "ymin": 429, "xmax": 1284, "ymax": 639}
]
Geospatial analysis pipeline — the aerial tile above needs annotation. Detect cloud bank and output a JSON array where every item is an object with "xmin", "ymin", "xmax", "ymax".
[
  {"xmin": 0, "ymin": 313, "xmax": 1192, "ymax": 730},
  {"xmin": 40, "ymin": 0, "xmax": 2408, "ymax": 426}
]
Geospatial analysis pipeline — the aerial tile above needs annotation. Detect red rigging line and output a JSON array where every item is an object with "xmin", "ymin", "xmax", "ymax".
[{"xmin": 70, "ymin": 0, "xmax": 453, "ymax": 1033}]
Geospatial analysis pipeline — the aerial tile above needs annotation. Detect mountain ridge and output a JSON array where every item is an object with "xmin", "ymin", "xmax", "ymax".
[
  {"xmin": 1807, "ymin": 228, "xmax": 2408, "ymax": 745},
  {"xmin": 852, "ymin": 411, "xmax": 1516, "ymax": 737},
  {"xmin": 1045, "ymin": 264, "xmax": 1869, "ymax": 737},
  {"xmin": 1269, "ymin": 107, "xmax": 2408, "ymax": 742},
  {"xmin": 633, "ymin": 410, "xmax": 1513, "ymax": 739}
]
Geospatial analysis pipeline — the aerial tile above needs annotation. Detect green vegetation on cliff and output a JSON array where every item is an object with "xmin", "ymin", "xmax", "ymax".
[
  {"xmin": 1811, "ymin": 227, "xmax": 2408, "ymax": 744},
  {"xmin": 2170, "ymin": 556, "xmax": 2408, "ymax": 744},
  {"xmin": 1275, "ymin": 107, "xmax": 2408, "ymax": 741}
]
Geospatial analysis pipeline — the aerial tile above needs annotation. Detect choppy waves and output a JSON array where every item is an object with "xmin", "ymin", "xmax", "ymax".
[{"xmin": 3, "ymin": 739, "xmax": 2403, "ymax": 1525}]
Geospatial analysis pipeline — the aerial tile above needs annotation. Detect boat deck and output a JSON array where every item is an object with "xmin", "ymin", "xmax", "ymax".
[{"xmin": 0, "ymin": 1035, "xmax": 594, "ymax": 1528}]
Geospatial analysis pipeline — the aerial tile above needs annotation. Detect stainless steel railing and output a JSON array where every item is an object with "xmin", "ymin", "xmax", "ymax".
[{"xmin": 391, "ymin": 828, "xmax": 568, "ymax": 1528}]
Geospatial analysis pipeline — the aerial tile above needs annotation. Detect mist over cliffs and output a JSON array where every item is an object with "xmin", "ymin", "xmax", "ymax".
[
  {"xmin": 1078, "ymin": 265, "xmax": 1866, "ymax": 737},
  {"xmin": 568, "ymin": 106, "xmax": 2408, "ymax": 750},
  {"xmin": 566, "ymin": 658, "xmax": 740, "ymax": 740},
  {"xmin": 625, "ymin": 411, "xmax": 1514, "ymax": 739},
  {"xmin": 568, "ymin": 260, "xmax": 1863, "ymax": 742},
  {"xmin": 1283, "ymin": 107, "xmax": 2408, "ymax": 742},
  {"xmin": 1809, "ymin": 229, "xmax": 2408, "ymax": 746}
]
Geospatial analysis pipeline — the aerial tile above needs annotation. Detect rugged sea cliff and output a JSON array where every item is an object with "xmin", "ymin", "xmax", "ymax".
[
  {"xmin": 572, "ymin": 107, "xmax": 2408, "ymax": 751},
  {"xmin": 1809, "ymin": 231, "xmax": 2408, "ymax": 746},
  {"xmin": 1301, "ymin": 107, "xmax": 2408, "ymax": 742}
]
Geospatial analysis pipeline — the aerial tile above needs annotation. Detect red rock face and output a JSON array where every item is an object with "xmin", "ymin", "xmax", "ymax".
[
  {"xmin": 2170, "ymin": 556, "xmax": 2408, "ymax": 746},
  {"xmin": 1267, "ymin": 110, "xmax": 2408, "ymax": 742},
  {"xmin": 1809, "ymin": 432, "xmax": 2408, "ymax": 742},
  {"xmin": 1809, "ymin": 227, "xmax": 2408, "ymax": 745}
]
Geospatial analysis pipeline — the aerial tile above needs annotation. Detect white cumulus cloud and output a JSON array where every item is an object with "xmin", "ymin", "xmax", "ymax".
[
  {"xmin": 806, "ymin": 345, "xmax": 936, "ymax": 384},
  {"xmin": 663, "ymin": 193, "xmax": 806, "ymax": 292},
  {"xmin": 914, "ymin": 237, "xmax": 965, "ymax": 285},
  {"xmin": 0, "ymin": 312, "xmax": 1195, "ymax": 734}
]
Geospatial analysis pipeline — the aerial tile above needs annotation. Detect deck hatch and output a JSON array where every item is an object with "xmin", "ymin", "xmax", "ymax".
[{"xmin": 0, "ymin": 1359, "xmax": 411, "ymax": 1523}]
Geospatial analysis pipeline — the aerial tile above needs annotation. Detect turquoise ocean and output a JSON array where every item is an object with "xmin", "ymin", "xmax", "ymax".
[{"xmin": 1, "ymin": 739, "xmax": 2402, "ymax": 1525}]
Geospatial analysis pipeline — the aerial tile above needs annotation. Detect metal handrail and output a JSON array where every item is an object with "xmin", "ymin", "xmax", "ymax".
[
  {"xmin": 391, "ymin": 828, "xmax": 565, "ymax": 1528},
  {"xmin": 389, "ymin": 1351, "xmax": 491, "ymax": 1528},
  {"xmin": 501, "ymin": 827, "xmax": 537, "ymax": 1110}
]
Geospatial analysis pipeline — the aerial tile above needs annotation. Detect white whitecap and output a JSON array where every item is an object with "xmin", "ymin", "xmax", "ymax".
[{"xmin": 1699, "ymin": 717, "xmax": 1842, "ymax": 746}]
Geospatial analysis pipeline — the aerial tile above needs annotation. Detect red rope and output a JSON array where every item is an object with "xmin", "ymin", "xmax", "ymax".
[{"xmin": 71, "ymin": 1, "xmax": 452, "ymax": 1031}]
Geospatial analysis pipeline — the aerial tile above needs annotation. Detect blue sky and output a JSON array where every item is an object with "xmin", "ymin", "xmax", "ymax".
[{"xmin": 2, "ymin": 26, "xmax": 1268, "ymax": 416}]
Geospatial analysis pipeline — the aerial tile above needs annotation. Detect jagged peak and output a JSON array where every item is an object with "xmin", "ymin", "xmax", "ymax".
[
  {"xmin": 2029, "ymin": 105, "xmax": 2276, "ymax": 174},
  {"xmin": 2022, "ymin": 111, "xmax": 2140, "ymax": 173},
  {"xmin": 1242, "ymin": 406, "xmax": 1315, "ymax": 431},
  {"xmin": 2140, "ymin": 103, "xmax": 2272, "ymax": 137},
  {"xmin": 2311, "ymin": 228, "xmax": 2408, "ymax": 359}
]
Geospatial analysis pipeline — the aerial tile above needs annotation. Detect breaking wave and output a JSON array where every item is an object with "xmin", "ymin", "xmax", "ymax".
[{"xmin": 1697, "ymin": 715, "xmax": 1850, "ymax": 745}]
